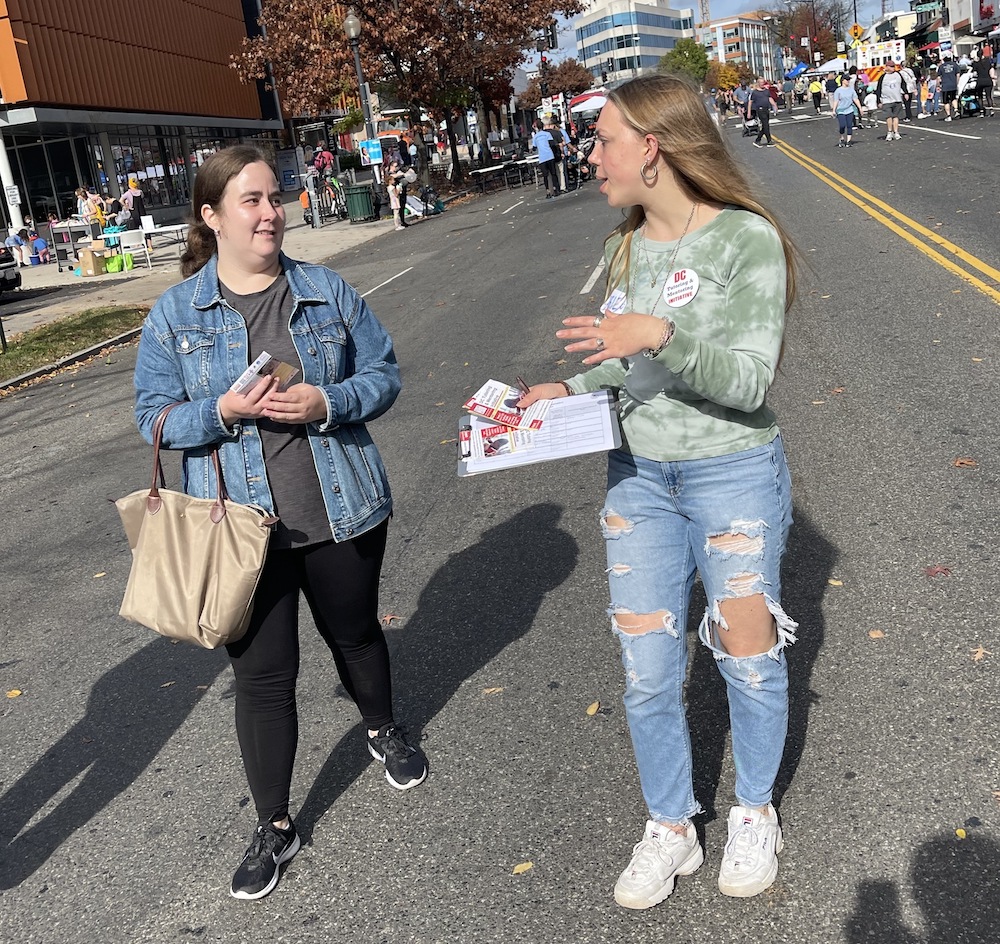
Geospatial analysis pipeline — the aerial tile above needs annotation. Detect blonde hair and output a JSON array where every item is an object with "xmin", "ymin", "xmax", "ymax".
[{"xmin": 604, "ymin": 73, "xmax": 797, "ymax": 311}]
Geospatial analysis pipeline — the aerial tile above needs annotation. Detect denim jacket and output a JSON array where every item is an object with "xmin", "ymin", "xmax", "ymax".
[{"xmin": 133, "ymin": 253, "xmax": 400, "ymax": 542}]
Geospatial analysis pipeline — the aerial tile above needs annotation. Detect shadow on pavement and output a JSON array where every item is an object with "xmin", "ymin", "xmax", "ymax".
[
  {"xmin": 687, "ymin": 504, "xmax": 834, "ymax": 821},
  {"xmin": 0, "ymin": 638, "xmax": 228, "ymax": 890},
  {"xmin": 845, "ymin": 831, "xmax": 1000, "ymax": 943},
  {"xmin": 295, "ymin": 502, "xmax": 578, "ymax": 841}
]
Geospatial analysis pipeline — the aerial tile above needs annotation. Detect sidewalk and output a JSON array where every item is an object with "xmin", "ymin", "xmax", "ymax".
[{"xmin": 0, "ymin": 190, "xmax": 400, "ymax": 339}]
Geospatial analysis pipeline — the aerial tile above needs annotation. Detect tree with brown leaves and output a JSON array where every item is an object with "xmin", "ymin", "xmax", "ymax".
[{"xmin": 233, "ymin": 1, "xmax": 583, "ymax": 184}]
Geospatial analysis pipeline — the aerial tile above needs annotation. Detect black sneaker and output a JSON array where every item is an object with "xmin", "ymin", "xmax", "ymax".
[
  {"xmin": 367, "ymin": 724, "xmax": 428, "ymax": 790},
  {"xmin": 230, "ymin": 820, "xmax": 301, "ymax": 900}
]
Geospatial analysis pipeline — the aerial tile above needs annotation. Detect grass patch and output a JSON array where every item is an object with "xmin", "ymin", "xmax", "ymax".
[{"xmin": 0, "ymin": 305, "xmax": 147, "ymax": 384}]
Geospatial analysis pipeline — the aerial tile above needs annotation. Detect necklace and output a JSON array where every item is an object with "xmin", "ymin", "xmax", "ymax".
[{"xmin": 638, "ymin": 202, "xmax": 698, "ymax": 290}]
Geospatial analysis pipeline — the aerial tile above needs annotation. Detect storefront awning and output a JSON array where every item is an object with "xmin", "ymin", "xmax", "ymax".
[{"xmin": 918, "ymin": 41, "xmax": 940, "ymax": 50}]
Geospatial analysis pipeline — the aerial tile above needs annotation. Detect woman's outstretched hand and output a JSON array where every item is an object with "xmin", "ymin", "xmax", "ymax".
[{"xmin": 557, "ymin": 311, "xmax": 664, "ymax": 365}]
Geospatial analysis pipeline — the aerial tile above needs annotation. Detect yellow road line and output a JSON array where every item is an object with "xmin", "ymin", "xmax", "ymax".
[{"xmin": 773, "ymin": 138, "xmax": 1000, "ymax": 305}]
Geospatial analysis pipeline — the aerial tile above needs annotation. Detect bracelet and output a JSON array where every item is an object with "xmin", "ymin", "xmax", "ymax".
[
  {"xmin": 559, "ymin": 381, "xmax": 573, "ymax": 397},
  {"xmin": 643, "ymin": 319, "xmax": 675, "ymax": 359}
]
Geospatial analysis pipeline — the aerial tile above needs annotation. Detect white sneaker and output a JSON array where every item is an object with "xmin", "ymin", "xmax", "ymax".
[
  {"xmin": 894, "ymin": 132, "xmax": 902, "ymax": 140},
  {"xmin": 718, "ymin": 804, "xmax": 783, "ymax": 897},
  {"xmin": 614, "ymin": 820, "xmax": 704, "ymax": 909}
]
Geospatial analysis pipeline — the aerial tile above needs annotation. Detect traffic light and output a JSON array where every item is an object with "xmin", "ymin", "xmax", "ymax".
[
  {"xmin": 548, "ymin": 22, "xmax": 558, "ymax": 49},
  {"xmin": 540, "ymin": 54, "xmax": 548, "ymax": 71},
  {"xmin": 540, "ymin": 81, "xmax": 549, "ymax": 95},
  {"xmin": 601, "ymin": 70, "xmax": 608, "ymax": 83}
]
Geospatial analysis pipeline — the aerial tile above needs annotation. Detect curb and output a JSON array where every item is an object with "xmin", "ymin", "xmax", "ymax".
[{"xmin": 0, "ymin": 326, "xmax": 143, "ymax": 393}]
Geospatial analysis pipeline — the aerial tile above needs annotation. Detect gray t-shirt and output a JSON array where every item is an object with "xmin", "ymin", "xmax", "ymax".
[{"xmin": 221, "ymin": 276, "xmax": 330, "ymax": 548}]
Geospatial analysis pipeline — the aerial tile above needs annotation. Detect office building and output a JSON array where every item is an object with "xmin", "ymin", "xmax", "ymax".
[
  {"xmin": 0, "ymin": 1, "xmax": 283, "ymax": 227},
  {"xmin": 574, "ymin": 0, "xmax": 696, "ymax": 84}
]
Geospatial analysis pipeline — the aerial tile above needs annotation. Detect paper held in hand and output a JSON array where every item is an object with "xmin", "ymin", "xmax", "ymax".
[
  {"xmin": 457, "ymin": 389, "xmax": 622, "ymax": 477},
  {"xmin": 230, "ymin": 351, "xmax": 300, "ymax": 394},
  {"xmin": 463, "ymin": 379, "xmax": 551, "ymax": 432}
]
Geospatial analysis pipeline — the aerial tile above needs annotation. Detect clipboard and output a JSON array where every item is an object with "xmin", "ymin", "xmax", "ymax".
[{"xmin": 457, "ymin": 389, "xmax": 622, "ymax": 477}]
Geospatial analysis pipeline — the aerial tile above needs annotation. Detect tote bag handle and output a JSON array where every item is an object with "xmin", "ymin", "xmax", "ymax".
[{"xmin": 148, "ymin": 403, "xmax": 228, "ymax": 523}]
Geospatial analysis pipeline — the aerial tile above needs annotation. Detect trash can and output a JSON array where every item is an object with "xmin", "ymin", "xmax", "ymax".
[{"xmin": 343, "ymin": 184, "xmax": 377, "ymax": 223}]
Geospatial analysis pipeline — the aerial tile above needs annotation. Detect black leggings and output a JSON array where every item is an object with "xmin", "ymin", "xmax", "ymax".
[
  {"xmin": 540, "ymin": 158, "xmax": 558, "ymax": 193},
  {"xmin": 226, "ymin": 520, "xmax": 392, "ymax": 824}
]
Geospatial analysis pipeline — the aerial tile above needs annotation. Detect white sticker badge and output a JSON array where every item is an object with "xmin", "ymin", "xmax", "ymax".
[
  {"xmin": 600, "ymin": 288, "xmax": 628, "ymax": 315},
  {"xmin": 663, "ymin": 268, "xmax": 699, "ymax": 308}
]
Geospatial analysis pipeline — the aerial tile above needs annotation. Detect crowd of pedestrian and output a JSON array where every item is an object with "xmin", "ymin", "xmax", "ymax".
[{"xmin": 712, "ymin": 44, "xmax": 995, "ymax": 153}]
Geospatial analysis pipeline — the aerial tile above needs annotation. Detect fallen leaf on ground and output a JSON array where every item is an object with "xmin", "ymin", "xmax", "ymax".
[
  {"xmin": 811, "ymin": 399, "xmax": 826, "ymax": 405},
  {"xmin": 953, "ymin": 458, "xmax": 978, "ymax": 468},
  {"xmin": 434, "ymin": 401, "xmax": 445, "ymax": 407},
  {"xmin": 380, "ymin": 614, "xmax": 401, "ymax": 627},
  {"xmin": 512, "ymin": 862, "xmax": 534, "ymax": 875},
  {"xmin": 956, "ymin": 828, "xmax": 967, "ymax": 839},
  {"xmin": 440, "ymin": 438, "xmax": 457, "ymax": 445},
  {"xmin": 160, "ymin": 681, "xmax": 176, "ymax": 688},
  {"xmin": 923, "ymin": 565, "xmax": 952, "ymax": 577},
  {"xmin": 586, "ymin": 700, "xmax": 601, "ymax": 716},
  {"xmin": 868, "ymin": 629, "xmax": 885, "ymax": 639},
  {"xmin": 827, "ymin": 578, "xmax": 844, "ymax": 587},
  {"xmin": 482, "ymin": 687, "xmax": 504, "ymax": 696},
  {"xmin": 972, "ymin": 358, "xmax": 983, "ymax": 363},
  {"xmin": 7, "ymin": 689, "xmax": 23, "ymax": 698},
  {"xmin": 971, "ymin": 645, "xmax": 992, "ymax": 662},
  {"xmin": 831, "ymin": 386, "xmax": 846, "ymax": 394},
  {"xmin": 554, "ymin": 359, "xmax": 567, "ymax": 365},
  {"xmin": 93, "ymin": 572, "xmax": 106, "ymax": 578},
  {"xmin": 821, "ymin": 294, "xmax": 831, "ymax": 299}
]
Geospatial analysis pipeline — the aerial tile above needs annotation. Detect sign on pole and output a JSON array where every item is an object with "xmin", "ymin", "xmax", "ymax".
[
  {"xmin": 849, "ymin": 23, "xmax": 864, "ymax": 40},
  {"xmin": 5, "ymin": 184, "xmax": 20, "ymax": 207}
]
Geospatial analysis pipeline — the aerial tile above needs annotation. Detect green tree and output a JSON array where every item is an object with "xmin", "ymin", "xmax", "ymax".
[{"xmin": 658, "ymin": 38, "xmax": 710, "ymax": 83}]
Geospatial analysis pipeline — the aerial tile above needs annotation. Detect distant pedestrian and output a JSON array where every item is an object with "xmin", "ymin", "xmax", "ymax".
[
  {"xmin": 825, "ymin": 73, "xmax": 839, "ymax": 112},
  {"xmin": 809, "ymin": 77, "xmax": 824, "ymax": 114},
  {"xmin": 900, "ymin": 62, "xmax": 917, "ymax": 121},
  {"xmin": 4, "ymin": 228, "xmax": 27, "ymax": 266},
  {"xmin": 937, "ymin": 54, "xmax": 960, "ymax": 120},
  {"xmin": 531, "ymin": 118, "xmax": 560, "ymax": 197},
  {"xmin": 972, "ymin": 54, "xmax": 995, "ymax": 116},
  {"xmin": 747, "ymin": 77, "xmax": 777, "ymax": 147},
  {"xmin": 877, "ymin": 61, "xmax": 906, "ymax": 140},
  {"xmin": 832, "ymin": 75, "xmax": 862, "ymax": 147}
]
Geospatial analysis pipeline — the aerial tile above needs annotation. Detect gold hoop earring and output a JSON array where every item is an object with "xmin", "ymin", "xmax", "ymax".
[{"xmin": 640, "ymin": 161, "xmax": 658, "ymax": 182}]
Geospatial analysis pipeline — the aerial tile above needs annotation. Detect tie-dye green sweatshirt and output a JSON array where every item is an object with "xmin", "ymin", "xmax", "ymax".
[{"xmin": 565, "ymin": 207, "xmax": 786, "ymax": 461}]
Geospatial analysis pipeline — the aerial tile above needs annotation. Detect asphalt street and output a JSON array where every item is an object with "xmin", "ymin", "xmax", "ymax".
[{"xmin": 1, "ymin": 116, "xmax": 998, "ymax": 944}]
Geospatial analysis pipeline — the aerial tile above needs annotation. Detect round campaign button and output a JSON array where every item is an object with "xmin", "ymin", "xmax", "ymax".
[{"xmin": 663, "ymin": 268, "xmax": 699, "ymax": 308}]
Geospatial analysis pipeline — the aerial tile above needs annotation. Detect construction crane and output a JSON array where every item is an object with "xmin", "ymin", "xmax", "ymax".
[{"xmin": 699, "ymin": 0, "xmax": 711, "ymax": 27}]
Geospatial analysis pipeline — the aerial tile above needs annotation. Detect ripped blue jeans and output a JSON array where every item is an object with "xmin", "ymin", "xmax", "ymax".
[{"xmin": 603, "ymin": 437, "xmax": 796, "ymax": 824}]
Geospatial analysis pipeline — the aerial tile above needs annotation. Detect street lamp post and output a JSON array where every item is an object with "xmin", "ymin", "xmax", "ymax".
[{"xmin": 343, "ymin": 8, "xmax": 381, "ymax": 185}]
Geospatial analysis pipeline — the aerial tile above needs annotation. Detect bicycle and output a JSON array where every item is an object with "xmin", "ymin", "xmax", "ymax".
[{"xmin": 302, "ymin": 170, "xmax": 348, "ymax": 225}]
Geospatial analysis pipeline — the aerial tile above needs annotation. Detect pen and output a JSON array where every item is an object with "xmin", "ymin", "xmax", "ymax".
[{"xmin": 515, "ymin": 375, "xmax": 531, "ymax": 397}]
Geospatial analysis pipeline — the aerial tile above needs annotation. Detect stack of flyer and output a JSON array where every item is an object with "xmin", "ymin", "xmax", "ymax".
[{"xmin": 458, "ymin": 379, "xmax": 621, "ymax": 476}]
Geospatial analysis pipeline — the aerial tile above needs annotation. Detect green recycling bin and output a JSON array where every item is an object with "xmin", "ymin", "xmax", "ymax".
[{"xmin": 343, "ymin": 184, "xmax": 377, "ymax": 223}]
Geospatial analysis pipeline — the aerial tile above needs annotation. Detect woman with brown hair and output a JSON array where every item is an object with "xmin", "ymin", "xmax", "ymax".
[
  {"xmin": 519, "ymin": 73, "xmax": 799, "ymax": 909},
  {"xmin": 133, "ymin": 145, "xmax": 427, "ymax": 901}
]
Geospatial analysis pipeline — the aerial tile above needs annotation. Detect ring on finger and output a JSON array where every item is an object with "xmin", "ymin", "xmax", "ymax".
[
  {"xmin": 592, "ymin": 315, "xmax": 604, "ymax": 328},
  {"xmin": 596, "ymin": 337, "xmax": 605, "ymax": 350}
]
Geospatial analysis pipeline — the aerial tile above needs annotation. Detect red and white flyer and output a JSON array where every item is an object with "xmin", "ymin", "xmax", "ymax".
[{"xmin": 462, "ymin": 379, "xmax": 551, "ymax": 432}]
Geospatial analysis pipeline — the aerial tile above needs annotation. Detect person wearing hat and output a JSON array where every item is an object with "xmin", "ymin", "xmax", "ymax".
[
  {"xmin": 937, "ymin": 53, "xmax": 960, "ymax": 120},
  {"xmin": 876, "ymin": 61, "xmax": 906, "ymax": 140},
  {"xmin": 122, "ymin": 178, "xmax": 152, "ymax": 249}
]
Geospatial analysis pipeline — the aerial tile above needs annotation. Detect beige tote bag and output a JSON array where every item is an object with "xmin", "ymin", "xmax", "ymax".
[{"xmin": 116, "ymin": 404, "xmax": 277, "ymax": 649}]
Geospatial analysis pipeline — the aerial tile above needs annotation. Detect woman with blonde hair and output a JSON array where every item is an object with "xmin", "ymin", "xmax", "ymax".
[{"xmin": 518, "ymin": 73, "xmax": 798, "ymax": 909}]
